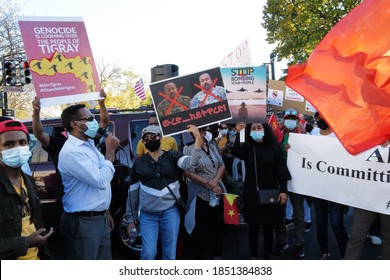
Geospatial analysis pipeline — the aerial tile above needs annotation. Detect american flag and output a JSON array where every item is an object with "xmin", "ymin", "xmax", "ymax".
[{"xmin": 134, "ymin": 78, "xmax": 146, "ymax": 100}]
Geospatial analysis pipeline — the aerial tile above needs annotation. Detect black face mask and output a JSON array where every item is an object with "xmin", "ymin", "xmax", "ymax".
[
  {"xmin": 145, "ymin": 139, "xmax": 161, "ymax": 152},
  {"xmin": 317, "ymin": 119, "xmax": 329, "ymax": 130},
  {"xmin": 211, "ymin": 131, "xmax": 219, "ymax": 139}
]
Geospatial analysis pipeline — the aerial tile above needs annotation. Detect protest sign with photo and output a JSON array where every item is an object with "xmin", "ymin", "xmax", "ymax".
[
  {"xmin": 149, "ymin": 67, "xmax": 232, "ymax": 136},
  {"xmin": 220, "ymin": 66, "xmax": 267, "ymax": 123},
  {"xmin": 18, "ymin": 16, "xmax": 101, "ymax": 106},
  {"xmin": 287, "ymin": 133, "xmax": 390, "ymax": 215}
]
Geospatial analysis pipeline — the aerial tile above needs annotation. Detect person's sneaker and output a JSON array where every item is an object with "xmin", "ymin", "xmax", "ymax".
[
  {"xmin": 272, "ymin": 243, "xmax": 289, "ymax": 255},
  {"xmin": 293, "ymin": 245, "xmax": 305, "ymax": 259},
  {"xmin": 367, "ymin": 234, "xmax": 382, "ymax": 246},
  {"xmin": 305, "ymin": 222, "xmax": 312, "ymax": 233},
  {"xmin": 285, "ymin": 219, "xmax": 293, "ymax": 227},
  {"xmin": 320, "ymin": 252, "xmax": 331, "ymax": 260}
]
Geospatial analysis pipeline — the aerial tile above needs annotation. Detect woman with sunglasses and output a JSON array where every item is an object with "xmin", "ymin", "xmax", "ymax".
[
  {"xmin": 126, "ymin": 124, "xmax": 203, "ymax": 260},
  {"xmin": 183, "ymin": 126, "xmax": 226, "ymax": 260}
]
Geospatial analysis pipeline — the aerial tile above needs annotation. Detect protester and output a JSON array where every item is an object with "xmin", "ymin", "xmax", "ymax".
[
  {"xmin": 0, "ymin": 116, "xmax": 32, "ymax": 176},
  {"xmin": 136, "ymin": 114, "xmax": 178, "ymax": 157},
  {"xmin": 345, "ymin": 208, "xmax": 390, "ymax": 259},
  {"xmin": 58, "ymin": 104, "xmax": 119, "ymax": 259},
  {"xmin": 156, "ymin": 81, "xmax": 191, "ymax": 117},
  {"xmin": 0, "ymin": 120, "xmax": 54, "ymax": 259},
  {"xmin": 184, "ymin": 125, "xmax": 226, "ymax": 259},
  {"xmin": 126, "ymin": 124, "xmax": 203, "ymax": 260},
  {"xmin": 190, "ymin": 72, "xmax": 227, "ymax": 109},
  {"xmin": 311, "ymin": 113, "xmax": 349, "ymax": 259},
  {"xmin": 231, "ymin": 122, "xmax": 289, "ymax": 260},
  {"xmin": 273, "ymin": 109, "xmax": 306, "ymax": 259},
  {"xmin": 344, "ymin": 140, "xmax": 390, "ymax": 260},
  {"xmin": 32, "ymin": 90, "xmax": 110, "ymax": 209}
]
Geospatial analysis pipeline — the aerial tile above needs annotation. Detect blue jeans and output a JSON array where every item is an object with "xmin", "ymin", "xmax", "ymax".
[{"xmin": 140, "ymin": 205, "xmax": 180, "ymax": 260}]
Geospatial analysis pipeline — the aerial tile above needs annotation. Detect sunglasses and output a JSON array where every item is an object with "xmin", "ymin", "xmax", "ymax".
[
  {"xmin": 142, "ymin": 133, "xmax": 160, "ymax": 143},
  {"xmin": 284, "ymin": 109, "xmax": 298, "ymax": 115},
  {"xmin": 77, "ymin": 115, "xmax": 95, "ymax": 122}
]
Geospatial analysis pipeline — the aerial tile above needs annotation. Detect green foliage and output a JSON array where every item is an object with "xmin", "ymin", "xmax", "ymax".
[{"xmin": 262, "ymin": 0, "xmax": 362, "ymax": 64}]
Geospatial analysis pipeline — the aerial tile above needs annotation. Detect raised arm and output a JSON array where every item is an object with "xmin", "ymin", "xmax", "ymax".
[
  {"xmin": 98, "ymin": 89, "xmax": 110, "ymax": 129},
  {"xmin": 32, "ymin": 97, "xmax": 50, "ymax": 149}
]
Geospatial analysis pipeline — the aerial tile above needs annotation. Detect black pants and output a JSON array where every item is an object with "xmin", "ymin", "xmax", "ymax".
[{"xmin": 188, "ymin": 197, "xmax": 224, "ymax": 259}]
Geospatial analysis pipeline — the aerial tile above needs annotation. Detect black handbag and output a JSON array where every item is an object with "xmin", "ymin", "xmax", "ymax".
[
  {"xmin": 253, "ymin": 146, "xmax": 280, "ymax": 205},
  {"xmin": 256, "ymin": 189, "xmax": 280, "ymax": 205}
]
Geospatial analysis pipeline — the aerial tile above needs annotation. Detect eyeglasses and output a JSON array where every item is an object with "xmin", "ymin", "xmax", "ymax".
[
  {"xmin": 284, "ymin": 109, "xmax": 298, "ymax": 115},
  {"xmin": 20, "ymin": 187, "xmax": 31, "ymax": 217},
  {"xmin": 77, "ymin": 115, "xmax": 95, "ymax": 122},
  {"xmin": 142, "ymin": 133, "xmax": 160, "ymax": 143}
]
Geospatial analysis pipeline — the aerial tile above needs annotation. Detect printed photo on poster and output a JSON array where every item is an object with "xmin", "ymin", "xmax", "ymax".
[
  {"xmin": 149, "ymin": 67, "xmax": 232, "ymax": 136},
  {"xmin": 18, "ymin": 16, "xmax": 101, "ymax": 106},
  {"xmin": 220, "ymin": 66, "xmax": 267, "ymax": 123}
]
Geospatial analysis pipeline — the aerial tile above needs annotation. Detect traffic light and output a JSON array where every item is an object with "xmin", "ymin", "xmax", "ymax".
[
  {"xmin": 19, "ymin": 61, "xmax": 32, "ymax": 85},
  {"xmin": 4, "ymin": 61, "xmax": 16, "ymax": 86},
  {"xmin": 151, "ymin": 64, "xmax": 179, "ymax": 83}
]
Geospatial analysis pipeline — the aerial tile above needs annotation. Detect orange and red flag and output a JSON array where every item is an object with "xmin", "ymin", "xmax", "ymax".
[
  {"xmin": 286, "ymin": 0, "xmax": 390, "ymax": 155},
  {"xmin": 223, "ymin": 193, "xmax": 239, "ymax": 225},
  {"xmin": 268, "ymin": 113, "xmax": 283, "ymax": 143}
]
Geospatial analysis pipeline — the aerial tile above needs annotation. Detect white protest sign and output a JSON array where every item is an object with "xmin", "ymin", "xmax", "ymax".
[
  {"xmin": 221, "ymin": 39, "xmax": 252, "ymax": 67},
  {"xmin": 287, "ymin": 133, "xmax": 390, "ymax": 215}
]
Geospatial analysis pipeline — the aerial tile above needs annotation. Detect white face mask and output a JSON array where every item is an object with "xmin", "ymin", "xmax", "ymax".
[
  {"xmin": 0, "ymin": 146, "xmax": 32, "ymax": 168},
  {"xmin": 203, "ymin": 131, "xmax": 213, "ymax": 143}
]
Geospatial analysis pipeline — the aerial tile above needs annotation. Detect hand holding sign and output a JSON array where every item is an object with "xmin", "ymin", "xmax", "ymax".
[{"xmin": 236, "ymin": 122, "xmax": 246, "ymax": 142}]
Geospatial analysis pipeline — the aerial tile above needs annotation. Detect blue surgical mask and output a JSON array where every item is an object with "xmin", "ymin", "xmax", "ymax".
[
  {"xmin": 220, "ymin": 129, "xmax": 228, "ymax": 135},
  {"xmin": 250, "ymin": 131, "xmax": 264, "ymax": 141},
  {"xmin": 229, "ymin": 130, "xmax": 237, "ymax": 136},
  {"xmin": 203, "ymin": 131, "xmax": 213, "ymax": 143},
  {"xmin": 84, "ymin": 119, "xmax": 99, "ymax": 138},
  {"xmin": 0, "ymin": 146, "xmax": 32, "ymax": 168},
  {"xmin": 284, "ymin": 119, "xmax": 297, "ymax": 130}
]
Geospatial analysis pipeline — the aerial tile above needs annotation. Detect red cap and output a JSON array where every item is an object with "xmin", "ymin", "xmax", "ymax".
[{"xmin": 0, "ymin": 120, "xmax": 29, "ymax": 139}]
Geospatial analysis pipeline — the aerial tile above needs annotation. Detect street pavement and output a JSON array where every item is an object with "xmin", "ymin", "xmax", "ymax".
[
  {"xmin": 221, "ymin": 206, "xmax": 382, "ymax": 260},
  {"xmin": 112, "ymin": 205, "xmax": 382, "ymax": 260}
]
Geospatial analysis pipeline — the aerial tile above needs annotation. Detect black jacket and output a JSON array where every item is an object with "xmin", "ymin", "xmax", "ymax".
[{"xmin": 0, "ymin": 165, "xmax": 44, "ymax": 259}]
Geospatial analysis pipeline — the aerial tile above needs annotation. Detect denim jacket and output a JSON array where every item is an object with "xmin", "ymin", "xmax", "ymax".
[{"xmin": 0, "ymin": 165, "xmax": 44, "ymax": 259}]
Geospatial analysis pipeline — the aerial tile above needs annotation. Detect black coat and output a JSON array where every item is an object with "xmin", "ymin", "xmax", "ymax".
[{"xmin": 231, "ymin": 137, "xmax": 291, "ymax": 225}]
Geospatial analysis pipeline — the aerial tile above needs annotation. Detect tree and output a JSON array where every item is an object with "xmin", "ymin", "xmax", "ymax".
[
  {"xmin": 95, "ymin": 59, "xmax": 152, "ymax": 110},
  {"xmin": 262, "ymin": 0, "xmax": 361, "ymax": 64}
]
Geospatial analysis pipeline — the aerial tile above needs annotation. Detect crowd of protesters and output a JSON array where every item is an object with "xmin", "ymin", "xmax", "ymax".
[{"xmin": 1, "ymin": 92, "xmax": 389, "ymax": 260}]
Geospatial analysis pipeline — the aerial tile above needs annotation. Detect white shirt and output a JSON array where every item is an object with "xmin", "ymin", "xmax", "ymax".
[{"xmin": 58, "ymin": 135, "xmax": 115, "ymax": 212}]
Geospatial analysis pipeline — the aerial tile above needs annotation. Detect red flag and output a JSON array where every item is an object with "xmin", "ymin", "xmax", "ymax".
[
  {"xmin": 134, "ymin": 78, "xmax": 146, "ymax": 100},
  {"xmin": 286, "ymin": 0, "xmax": 390, "ymax": 155},
  {"xmin": 268, "ymin": 113, "xmax": 283, "ymax": 143},
  {"xmin": 223, "ymin": 193, "xmax": 239, "ymax": 225}
]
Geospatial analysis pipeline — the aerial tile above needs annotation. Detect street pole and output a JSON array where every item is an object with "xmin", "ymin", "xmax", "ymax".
[{"xmin": 270, "ymin": 52, "xmax": 276, "ymax": 80}]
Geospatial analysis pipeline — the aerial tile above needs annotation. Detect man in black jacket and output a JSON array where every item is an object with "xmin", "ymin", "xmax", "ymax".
[{"xmin": 0, "ymin": 120, "xmax": 53, "ymax": 259}]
